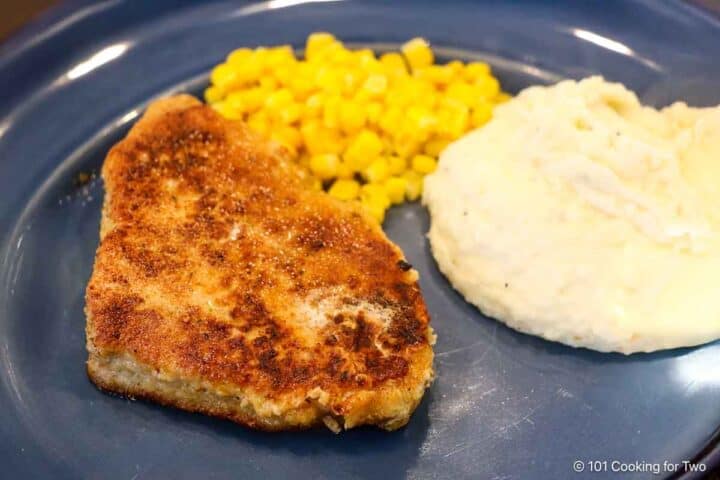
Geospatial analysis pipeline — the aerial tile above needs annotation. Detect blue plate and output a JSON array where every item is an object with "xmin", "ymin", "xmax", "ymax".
[{"xmin": 2, "ymin": 1, "xmax": 720, "ymax": 478}]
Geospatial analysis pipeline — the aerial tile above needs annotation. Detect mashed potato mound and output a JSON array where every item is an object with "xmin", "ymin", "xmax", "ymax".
[{"xmin": 423, "ymin": 76, "xmax": 720, "ymax": 354}]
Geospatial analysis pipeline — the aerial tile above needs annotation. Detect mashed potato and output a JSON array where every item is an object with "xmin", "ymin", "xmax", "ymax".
[{"xmin": 423, "ymin": 76, "xmax": 720, "ymax": 354}]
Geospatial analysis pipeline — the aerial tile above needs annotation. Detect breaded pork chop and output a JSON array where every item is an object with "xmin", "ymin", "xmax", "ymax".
[{"xmin": 85, "ymin": 95, "xmax": 434, "ymax": 431}]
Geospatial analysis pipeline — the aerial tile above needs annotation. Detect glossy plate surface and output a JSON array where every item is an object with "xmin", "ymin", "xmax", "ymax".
[{"xmin": 1, "ymin": 1, "xmax": 720, "ymax": 478}]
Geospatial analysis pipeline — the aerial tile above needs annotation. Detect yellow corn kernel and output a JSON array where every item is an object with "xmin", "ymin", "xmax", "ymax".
[
  {"xmin": 339, "ymin": 101, "xmax": 366, "ymax": 133},
  {"xmin": 360, "ymin": 184, "xmax": 391, "ymax": 209},
  {"xmin": 353, "ymin": 88, "xmax": 371, "ymax": 104},
  {"xmin": 423, "ymin": 138, "xmax": 449, "ymax": 157},
  {"xmin": 225, "ymin": 61, "xmax": 263, "ymax": 88},
  {"xmin": 354, "ymin": 49, "xmax": 376, "ymax": 66},
  {"xmin": 401, "ymin": 37, "xmax": 434, "ymax": 70},
  {"xmin": 278, "ymin": 102, "xmax": 302, "ymax": 124},
  {"xmin": 446, "ymin": 60, "xmax": 464, "ymax": 73},
  {"xmin": 364, "ymin": 158, "xmax": 390, "ymax": 183},
  {"xmin": 304, "ymin": 93, "xmax": 325, "ymax": 119},
  {"xmin": 393, "ymin": 138, "xmax": 421, "ymax": 160},
  {"xmin": 336, "ymin": 161, "xmax": 354, "ymax": 179},
  {"xmin": 471, "ymin": 101, "xmax": 493, "ymax": 127},
  {"xmin": 412, "ymin": 154, "xmax": 437, "ymax": 175},
  {"xmin": 247, "ymin": 111, "xmax": 270, "ymax": 135},
  {"xmin": 475, "ymin": 75, "xmax": 500, "ymax": 99},
  {"xmin": 446, "ymin": 81, "xmax": 478, "ymax": 106},
  {"xmin": 378, "ymin": 106, "xmax": 403, "ymax": 134},
  {"xmin": 379, "ymin": 52, "xmax": 407, "ymax": 75},
  {"xmin": 381, "ymin": 136, "xmax": 394, "ymax": 154},
  {"xmin": 413, "ymin": 83, "xmax": 435, "ymax": 102},
  {"xmin": 387, "ymin": 155, "xmax": 407, "ymax": 175},
  {"xmin": 382, "ymin": 88, "xmax": 403, "ymax": 109},
  {"xmin": 362, "ymin": 74, "xmax": 388, "ymax": 96},
  {"xmin": 385, "ymin": 82, "xmax": 410, "ymax": 108},
  {"xmin": 224, "ymin": 91, "xmax": 247, "ymax": 113},
  {"xmin": 344, "ymin": 129, "xmax": 383, "ymax": 171},
  {"xmin": 213, "ymin": 101, "xmax": 242, "ymax": 120},
  {"xmin": 271, "ymin": 64, "xmax": 295, "ymax": 88},
  {"xmin": 259, "ymin": 76, "xmax": 279, "ymax": 91},
  {"xmin": 265, "ymin": 46, "xmax": 295, "ymax": 68},
  {"xmin": 226, "ymin": 47, "xmax": 253, "ymax": 65},
  {"xmin": 331, "ymin": 47, "xmax": 355, "ymax": 65},
  {"xmin": 305, "ymin": 32, "xmax": 337, "ymax": 61},
  {"xmin": 299, "ymin": 120, "xmax": 320, "ymax": 147},
  {"xmin": 252, "ymin": 47, "xmax": 268, "ymax": 65},
  {"xmin": 315, "ymin": 67, "xmax": 343, "ymax": 94},
  {"xmin": 414, "ymin": 65, "xmax": 453, "ymax": 86},
  {"xmin": 264, "ymin": 88, "xmax": 294, "ymax": 110},
  {"xmin": 242, "ymin": 58, "xmax": 265, "ymax": 83},
  {"xmin": 365, "ymin": 102, "xmax": 384, "ymax": 125},
  {"xmin": 310, "ymin": 177, "xmax": 323, "ymax": 191},
  {"xmin": 275, "ymin": 125, "xmax": 302, "ymax": 147},
  {"xmin": 239, "ymin": 87, "xmax": 267, "ymax": 113},
  {"xmin": 360, "ymin": 184, "xmax": 391, "ymax": 222},
  {"xmin": 301, "ymin": 121, "xmax": 344, "ymax": 155},
  {"xmin": 328, "ymin": 179, "xmax": 360, "ymax": 201},
  {"xmin": 322, "ymin": 95, "xmax": 343, "ymax": 129},
  {"xmin": 437, "ymin": 102, "xmax": 470, "ymax": 138},
  {"xmin": 403, "ymin": 171, "xmax": 423, "ymax": 201},
  {"xmin": 204, "ymin": 85, "xmax": 224, "ymax": 104},
  {"xmin": 210, "ymin": 63, "xmax": 238, "ymax": 89},
  {"xmin": 270, "ymin": 127, "xmax": 300, "ymax": 158},
  {"xmin": 361, "ymin": 198, "xmax": 387, "ymax": 223},
  {"xmin": 464, "ymin": 61, "xmax": 491, "ymax": 79},
  {"xmin": 364, "ymin": 60, "xmax": 385, "ymax": 76},
  {"xmin": 496, "ymin": 91, "xmax": 512, "ymax": 103},
  {"xmin": 406, "ymin": 105, "xmax": 437, "ymax": 137},
  {"xmin": 314, "ymin": 41, "xmax": 347, "ymax": 64},
  {"xmin": 309, "ymin": 153, "xmax": 340, "ymax": 180},
  {"xmin": 341, "ymin": 70, "xmax": 363, "ymax": 95},
  {"xmin": 384, "ymin": 176, "xmax": 407, "ymax": 204},
  {"xmin": 288, "ymin": 74, "xmax": 314, "ymax": 100}
]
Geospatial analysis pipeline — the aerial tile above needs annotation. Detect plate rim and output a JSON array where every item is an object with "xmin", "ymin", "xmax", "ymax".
[{"xmin": 1, "ymin": 1, "xmax": 720, "ymax": 478}]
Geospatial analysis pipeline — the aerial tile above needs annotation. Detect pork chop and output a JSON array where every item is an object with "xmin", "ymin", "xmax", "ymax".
[{"xmin": 85, "ymin": 95, "xmax": 435, "ymax": 431}]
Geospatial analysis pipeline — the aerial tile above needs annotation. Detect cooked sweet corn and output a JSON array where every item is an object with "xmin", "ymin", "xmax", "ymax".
[
  {"xmin": 328, "ymin": 179, "xmax": 360, "ymax": 201},
  {"xmin": 338, "ymin": 101, "xmax": 366, "ymax": 133},
  {"xmin": 385, "ymin": 176, "xmax": 408, "ymax": 204},
  {"xmin": 344, "ymin": 129, "xmax": 383, "ymax": 171},
  {"xmin": 362, "ymin": 200, "xmax": 387, "ymax": 223},
  {"xmin": 471, "ymin": 101, "xmax": 493, "ymax": 127},
  {"xmin": 309, "ymin": 153, "xmax": 340, "ymax": 180},
  {"xmin": 403, "ymin": 171, "xmax": 424, "ymax": 201},
  {"xmin": 423, "ymin": 138, "xmax": 449, "ymax": 157},
  {"xmin": 363, "ymin": 158, "xmax": 390, "ymax": 184},
  {"xmin": 360, "ymin": 184, "xmax": 391, "ymax": 219},
  {"xmin": 387, "ymin": 155, "xmax": 407, "ymax": 176},
  {"xmin": 336, "ymin": 161, "xmax": 353, "ymax": 179},
  {"xmin": 207, "ymin": 33, "xmax": 509, "ymax": 223},
  {"xmin": 305, "ymin": 32, "xmax": 336, "ymax": 60},
  {"xmin": 401, "ymin": 38, "xmax": 434, "ymax": 70},
  {"xmin": 361, "ymin": 182, "xmax": 390, "ymax": 201},
  {"xmin": 204, "ymin": 85, "xmax": 223, "ymax": 104},
  {"xmin": 411, "ymin": 154, "xmax": 438, "ymax": 175}
]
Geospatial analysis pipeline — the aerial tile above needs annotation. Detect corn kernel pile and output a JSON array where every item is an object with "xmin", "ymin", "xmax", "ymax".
[{"xmin": 206, "ymin": 33, "xmax": 509, "ymax": 222}]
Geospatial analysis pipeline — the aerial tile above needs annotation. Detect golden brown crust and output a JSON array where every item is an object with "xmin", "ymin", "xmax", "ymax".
[{"xmin": 85, "ymin": 95, "xmax": 434, "ymax": 431}]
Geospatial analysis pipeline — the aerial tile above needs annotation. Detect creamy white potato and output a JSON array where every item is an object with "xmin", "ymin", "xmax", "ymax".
[{"xmin": 423, "ymin": 76, "xmax": 720, "ymax": 354}]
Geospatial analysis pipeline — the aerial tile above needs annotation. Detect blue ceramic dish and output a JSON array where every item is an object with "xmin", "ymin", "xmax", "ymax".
[{"xmin": 1, "ymin": 1, "xmax": 720, "ymax": 478}]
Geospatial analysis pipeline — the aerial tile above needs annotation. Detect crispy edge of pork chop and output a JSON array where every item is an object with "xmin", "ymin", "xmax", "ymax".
[{"xmin": 85, "ymin": 95, "xmax": 435, "ymax": 432}]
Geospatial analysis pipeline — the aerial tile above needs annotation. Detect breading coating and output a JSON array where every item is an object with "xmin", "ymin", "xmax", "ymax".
[{"xmin": 85, "ymin": 95, "xmax": 434, "ymax": 431}]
